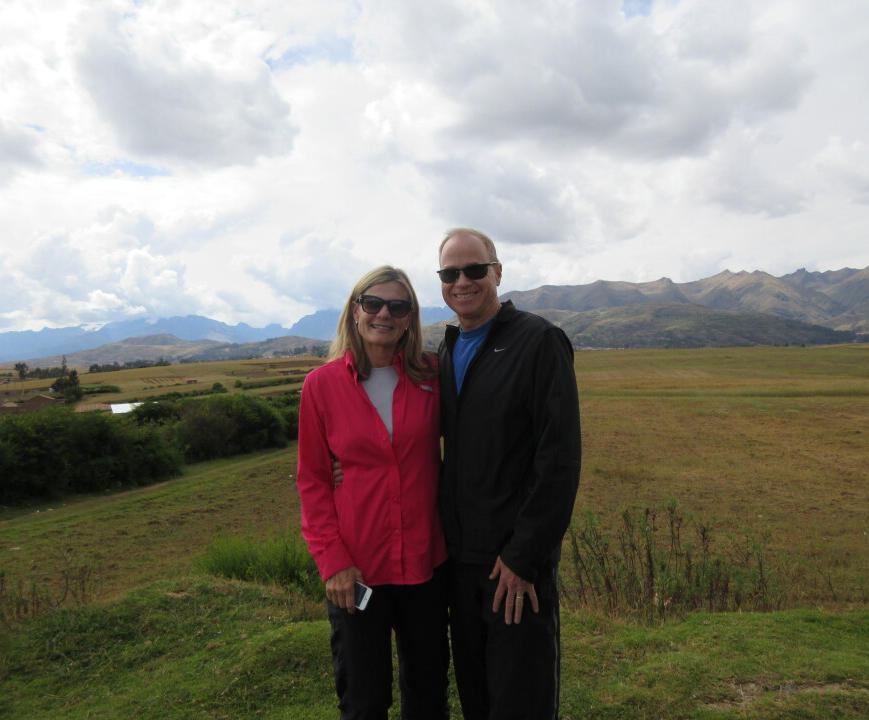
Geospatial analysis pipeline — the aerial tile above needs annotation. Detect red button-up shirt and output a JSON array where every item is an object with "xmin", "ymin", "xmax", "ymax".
[{"xmin": 296, "ymin": 351, "xmax": 447, "ymax": 586}]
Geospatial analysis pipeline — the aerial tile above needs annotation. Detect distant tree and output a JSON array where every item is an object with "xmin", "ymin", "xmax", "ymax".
[
  {"xmin": 51, "ymin": 369, "xmax": 82, "ymax": 403},
  {"xmin": 14, "ymin": 362, "xmax": 28, "ymax": 380},
  {"xmin": 24, "ymin": 366, "xmax": 65, "ymax": 379}
]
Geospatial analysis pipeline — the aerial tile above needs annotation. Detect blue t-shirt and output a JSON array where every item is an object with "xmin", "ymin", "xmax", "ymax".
[{"xmin": 453, "ymin": 318, "xmax": 494, "ymax": 393}]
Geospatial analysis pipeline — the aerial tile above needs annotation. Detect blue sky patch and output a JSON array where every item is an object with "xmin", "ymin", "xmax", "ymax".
[
  {"xmin": 265, "ymin": 35, "xmax": 355, "ymax": 71},
  {"xmin": 623, "ymin": 0, "xmax": 653, "ymax": 17},
  {"xmin": 84, "ymin": 160, "xmax": 171, "ymax": 178}
]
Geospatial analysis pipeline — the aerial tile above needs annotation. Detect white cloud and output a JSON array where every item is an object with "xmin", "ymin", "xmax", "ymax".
[
  {"xmin": 0, "ymin": 120, "xmax": 42, "ymax": 183},
  {"xmin": 813, "ymin": 137, "xmax": 869, "ymax": 206},
  {"xmin": 356, "ymin": 0, "xmax": 812, "ymax": 160},
  {"xmin": 73, "ymin": 5, "xmax": 296, "ymax": 167},
  {"xmin": 0, "ymin": 0, "xmax": 867, "ymax": 332}
]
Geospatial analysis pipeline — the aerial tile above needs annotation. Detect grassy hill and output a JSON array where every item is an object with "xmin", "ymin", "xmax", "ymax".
[{"xmin": 1, "ymin": 345, "xmax": 867, "ymax": 718}]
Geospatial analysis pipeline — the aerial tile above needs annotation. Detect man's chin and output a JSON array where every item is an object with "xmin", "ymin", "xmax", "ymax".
[{"xmin": 448, "ymin": 297, "xmax": 479, "ymax": 313}]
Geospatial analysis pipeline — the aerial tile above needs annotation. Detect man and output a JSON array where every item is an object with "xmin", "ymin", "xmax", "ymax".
[{"xmin": 437, "ymin": 228, "xmax": 581, "ymax": 720}]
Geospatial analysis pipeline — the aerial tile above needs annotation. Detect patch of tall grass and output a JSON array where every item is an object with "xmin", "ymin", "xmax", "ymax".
[
  {"xmin": 196, "ymin": 529, "xmax": 323, "ymax": 600},
  {"xmin": 563, "ymin": 500, "xmax": 784, "ymax": 621}
]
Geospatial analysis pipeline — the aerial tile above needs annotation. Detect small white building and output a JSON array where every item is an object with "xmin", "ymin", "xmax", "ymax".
[{"xmin": 110, "ymin": 402, "xmax": 143, "ymax": 414}]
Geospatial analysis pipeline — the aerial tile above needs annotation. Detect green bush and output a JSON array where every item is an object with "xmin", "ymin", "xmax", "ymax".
[
  {"xmin": 0, "ymin": 407, "xmax": 71, "ymax": 498},
  {"xmin": 0, "ymin": 391, "xmax": 292, "ymax": 503},
  {"xmin": 128, "ymin": 400, "xmax": 181, "ymax": 425},
  {"xmin": 197, "ymin": 529, "xmax": 322, "ymax": 598},
  {"xmin": 173, "ymin": 394, "xmax": 287, "ymax": 462},
  {"xmin": 235, "ymin": 375, "xmax": 306, "ymax": 390},
  {"xmin": 263, "ymin": 391, "xmax": 301, "ymax": 438},
  {"xmin": 121, "ymin": 424, "xmax": 185, "ymax": 488},
  {"xmin": 0, "ymin": 407, "xmax": 183, "ymax": 502},
  {"xmin": 80, "ymin": 384, "xmax": 122, "ymax": 394}
]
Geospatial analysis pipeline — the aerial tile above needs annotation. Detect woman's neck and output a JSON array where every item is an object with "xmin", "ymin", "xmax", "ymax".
[{"xmin": 366, "ymin": 345, "xmax": 396, "ymax": 368}]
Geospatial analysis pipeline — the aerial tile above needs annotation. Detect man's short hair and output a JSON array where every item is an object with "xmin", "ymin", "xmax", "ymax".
[{"xmin": 439, "ymin": 228, "xmax": 499, "ymax": 263}]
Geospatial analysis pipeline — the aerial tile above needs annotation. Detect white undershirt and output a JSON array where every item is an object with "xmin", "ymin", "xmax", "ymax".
[{"xmin": 361, "ymin": 365, "xmax": 399, "ymax": 440}]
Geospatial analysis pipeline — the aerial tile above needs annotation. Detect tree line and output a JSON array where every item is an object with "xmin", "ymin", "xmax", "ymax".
[
  {"xmin": 12, "ymin": 357, "xmax": 172, "ymax": 381},
  {"xmin": 0, "ymin": 391, "xmax": 299, "ymax": 504}
]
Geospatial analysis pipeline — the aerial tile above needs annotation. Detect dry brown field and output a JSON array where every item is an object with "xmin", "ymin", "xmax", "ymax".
[{"xmin": 574, "ymin": 344, "xmax": 867, "ymax": 606}]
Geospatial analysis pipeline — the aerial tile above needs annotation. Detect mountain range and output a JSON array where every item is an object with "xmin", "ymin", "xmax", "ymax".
[
  {"xmin": 0, "ymin": 307, "xmax": 456, "ymax": 364},
  {"xmin": 1, "ymin": 266, "xmax": 866, "ymax": 365},
  {"xmin": 485, "ymin": 266, "xmax": 867, "ymax": 349},
  {"xmin": 500, "ymin": 267, "xmax": 868, "ymax": 332}
]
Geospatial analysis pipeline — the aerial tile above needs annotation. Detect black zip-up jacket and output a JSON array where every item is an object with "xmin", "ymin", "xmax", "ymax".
[{"xmin": 438, "ymin": 301, "xmax": 581, "ymax": 581}]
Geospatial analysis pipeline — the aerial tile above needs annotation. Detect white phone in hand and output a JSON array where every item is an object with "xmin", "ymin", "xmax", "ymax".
[{"xmin": 354, "ymin": 581, "xmax": 373, "ymax": 611}]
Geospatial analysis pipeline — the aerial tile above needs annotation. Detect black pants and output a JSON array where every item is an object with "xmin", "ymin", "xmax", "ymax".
[
  {"xmin": 448, "ymin": 561, "xmax": 561, "ymax": 720},
  {"xmin": 327, "ymin": 564, "xmax": 449, "ymax": 720}
]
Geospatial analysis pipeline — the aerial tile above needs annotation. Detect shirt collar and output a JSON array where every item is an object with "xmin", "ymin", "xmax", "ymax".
[{"xmin": 343, "ymin": 349, "xmax": 404, "ymax": 382}]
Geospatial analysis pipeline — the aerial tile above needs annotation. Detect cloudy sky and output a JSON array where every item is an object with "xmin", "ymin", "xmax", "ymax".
[{"xmin": 1, "ymin": 0, "xmax": 867, "ymax": 332}]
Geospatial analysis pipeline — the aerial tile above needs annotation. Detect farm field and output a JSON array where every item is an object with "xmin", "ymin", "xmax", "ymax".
[
  {"xmin": 1, "ymin": 357, "xmax": 319, "ymax": 406},
  {"xmin": 1, "ymin": 344, "xmax": 867, "ymax": 718}
]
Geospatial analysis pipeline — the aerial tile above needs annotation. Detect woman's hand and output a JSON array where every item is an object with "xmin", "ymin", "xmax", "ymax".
[{"xmin": 325, "ymin": 566, "xmax": 364, "ymax": 612}]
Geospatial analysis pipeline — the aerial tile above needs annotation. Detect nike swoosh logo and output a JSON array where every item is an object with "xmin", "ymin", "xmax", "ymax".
[{"xmin": 493, "ymin": 347, "xmax": 506, "ymax": 352}]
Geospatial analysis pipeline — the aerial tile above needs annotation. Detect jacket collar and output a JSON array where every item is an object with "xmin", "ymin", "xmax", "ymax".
[{"xmin": 494, "ymin": 299, "xmax": 517, "ymax": 323}]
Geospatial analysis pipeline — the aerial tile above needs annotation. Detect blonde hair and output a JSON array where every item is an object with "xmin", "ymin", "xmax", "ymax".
[
  {"xmin": 439, "ymin": 227, "xmax": 499, "ymax": 263},
  {"xmin": 329, "ymin": 265, "xmax": 435, "ymax": 383}
]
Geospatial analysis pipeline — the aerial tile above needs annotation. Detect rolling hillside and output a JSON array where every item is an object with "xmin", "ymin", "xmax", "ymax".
[
  {"xmin": 501, "ymin": 266, "xmax": 868, "ymax": 332},
  {"xmin": 422, "ymin": 303, "xmax": 856, "ymax": 350}
]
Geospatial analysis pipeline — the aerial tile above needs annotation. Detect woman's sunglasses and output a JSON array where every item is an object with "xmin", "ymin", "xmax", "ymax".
[
  {"xmin": 436, "ymin": 262, "xmax": 498, "ymax": 283},
  {"xmin": 356, "ymin": 295, "xmax": 413, "ymax": 318}
]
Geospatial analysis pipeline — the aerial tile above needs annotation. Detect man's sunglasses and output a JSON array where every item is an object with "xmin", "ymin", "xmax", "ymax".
[
  {"xmin": 356, "ymin": 295, "xmax": 413, "ymax": 318},
  {"xmin": 436, "ymin": 262, "xmax": 498, "ymax": 283}
]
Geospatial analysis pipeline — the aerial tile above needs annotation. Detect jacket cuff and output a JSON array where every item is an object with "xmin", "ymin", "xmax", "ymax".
[
  {"xmin": 499, "ymin": 549, "xmax": 538, "ymax": 584},
  {"xmin": 316, "ymin": 543, "xmax": 356, "ymax": 582}
]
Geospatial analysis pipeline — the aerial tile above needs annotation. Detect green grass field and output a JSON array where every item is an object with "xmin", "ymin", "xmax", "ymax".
[{"xmin": 1, "ymin": 345, "xmax": 867, "ymax": 718}]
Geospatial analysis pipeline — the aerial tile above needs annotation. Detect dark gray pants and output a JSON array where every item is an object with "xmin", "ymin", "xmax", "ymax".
[
  {"xmin": 448, "ymin": 561, "xmax": 561, "ymax": 720},
  {"xmin": 327, "ymin": 564, "xmax": 449, "ymax": 720}
]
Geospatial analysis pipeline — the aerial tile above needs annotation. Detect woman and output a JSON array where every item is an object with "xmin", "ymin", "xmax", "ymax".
[{"xmin": 296, "ymin": 266, "xmax": 449, "ymax": 720}]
